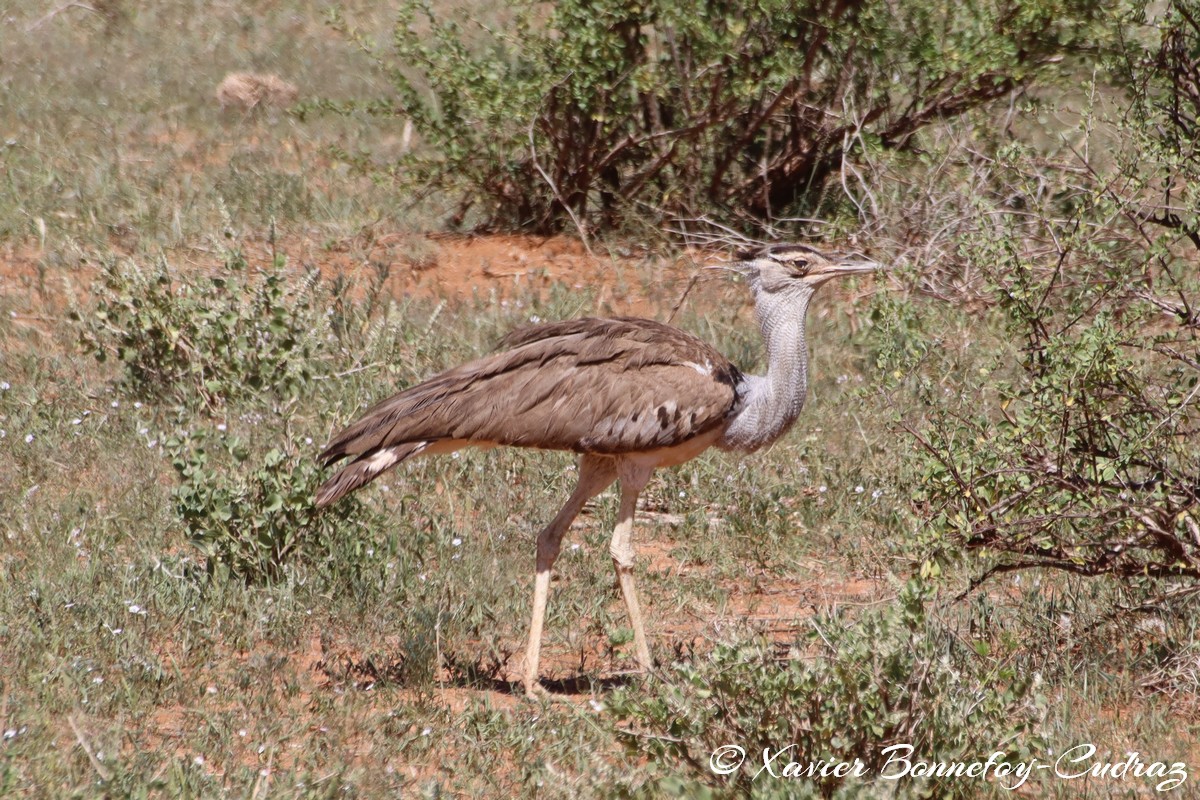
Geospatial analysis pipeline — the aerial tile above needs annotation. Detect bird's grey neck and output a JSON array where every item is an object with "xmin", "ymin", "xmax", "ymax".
[{"xmin": 719, "ymin": 291, "xmax": 811, "ymax": 452}]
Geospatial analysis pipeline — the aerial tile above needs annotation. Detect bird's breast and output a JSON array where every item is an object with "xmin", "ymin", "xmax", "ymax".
[{"xmin": 613, "ymin": 427, "xmax": 725, "ymax": 470}]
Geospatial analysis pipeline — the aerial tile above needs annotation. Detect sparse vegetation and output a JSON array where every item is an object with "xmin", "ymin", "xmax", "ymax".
[
  {"xmin": 165, "ymin": 428, "xmax": 372, "ymax": 581},
  {"xmin": 610, "ymin": 579, "xmax": 1046, "ymax": 798},
  {"xmin": 74, "ymin": 251, "xmax": 328, "ymax": 410},
  {"xmin": 1, "ymin": 1, "xmax": 1198, "ymax": 798}
]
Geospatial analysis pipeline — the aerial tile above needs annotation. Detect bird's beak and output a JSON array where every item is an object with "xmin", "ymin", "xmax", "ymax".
[{"xmin": 805, "ymin": 255, "xmax": 884, "ymax": 286}]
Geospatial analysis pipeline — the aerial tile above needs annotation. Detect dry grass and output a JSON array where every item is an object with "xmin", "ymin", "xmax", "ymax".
[{"xmin": 0, "ymin": 2, "xmax": 1197, "ymax": 798}]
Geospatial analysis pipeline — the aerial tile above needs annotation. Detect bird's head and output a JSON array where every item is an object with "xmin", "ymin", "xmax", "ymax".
[{"xmin": 714, "ymin": 243, "xmax": 882, "ymax": 297}]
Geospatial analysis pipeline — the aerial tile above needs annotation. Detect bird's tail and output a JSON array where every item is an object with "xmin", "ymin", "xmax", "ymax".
[{"xmin": 314, "ymin": 442, "xmax": 428, "ymax": 509}]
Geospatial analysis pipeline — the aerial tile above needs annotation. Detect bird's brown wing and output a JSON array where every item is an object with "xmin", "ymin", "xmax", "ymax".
[{"xmin": 320, "ymin": 317, "xmax": 743, "ymax": 464}]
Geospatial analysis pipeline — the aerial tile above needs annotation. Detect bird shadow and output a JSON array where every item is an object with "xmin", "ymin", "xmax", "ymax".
[{"xmin": 448, "ymin": 671, "xmax": 641, "ymax": 698}]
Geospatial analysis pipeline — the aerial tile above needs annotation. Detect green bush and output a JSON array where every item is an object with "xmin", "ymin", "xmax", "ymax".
[
  {"xmin": 607, "ymin": 580, "xmax": 1044, "ymax": 799},
  {"xmin": 75, "ymin": 251, "xmax": 328, "ymax": 409},
  {"xmin": 901, "ymin": 1, "xmax": 1200, "ymax": 602},
  {"xmin": 913, "ymin": 267, "xmax": 1200, "ymax": 589},
  {"xmin": 164, "ymin": 428, "xmax": 368, "ymax": 581},
  {"xmin": 318, "ymin": 0, "xmax": 1114, "ymax": 234}
]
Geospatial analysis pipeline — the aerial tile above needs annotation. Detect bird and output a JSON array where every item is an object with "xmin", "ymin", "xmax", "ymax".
[{"xmin": 314, "ymin": 243, "xmax": 881, "ymax": 697}]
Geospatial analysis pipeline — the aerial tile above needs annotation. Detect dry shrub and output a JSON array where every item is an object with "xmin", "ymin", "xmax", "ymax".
[{"xmin": 215, "ymin": 72, "xmax": 299, "ymax": 112}]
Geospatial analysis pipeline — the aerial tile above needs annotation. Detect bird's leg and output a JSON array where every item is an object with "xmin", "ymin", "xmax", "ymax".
[
  {"xmin": 523, "ymin": 455, "xmax": 617, "ymax": 699},
  {"xmin": 610, "ymin": 461, "xmax": 655, "ymax": 673}
]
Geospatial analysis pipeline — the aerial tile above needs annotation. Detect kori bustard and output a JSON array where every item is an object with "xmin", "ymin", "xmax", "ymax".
[{"xmin": 315, "ymin": 244, "xmax": 880, "ymax": 697}]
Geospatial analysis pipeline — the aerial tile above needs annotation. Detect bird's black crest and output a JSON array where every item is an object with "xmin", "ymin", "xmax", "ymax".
[{"xmin": 735, "ymin": 242, "xmax": 824, "ymax": 262}]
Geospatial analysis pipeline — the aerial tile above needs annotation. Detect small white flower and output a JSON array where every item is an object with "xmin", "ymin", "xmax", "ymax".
[
  {"xmin": 3, "ymin": 729, "xmax": 16, "ymax": 740},
  {"xmin": 193, "ymin": 756, "xmax": 205, "ymax": 766},
  {"xmin": 451, "ymin": 451, "xmax": 460, "ymax": 459},
  {"xmin": 451, "ymin": 538, "xmax": 462, "ymax": 547},
  {"xmin": 147, "ymin": 440, "xmax": 157, "ymax": 449},
  {"xmin": 529, "ymin": 315, "xmax": 542, "ymax": 324},
  {"xmin": 111, "ymin": 400, "xmax": 119, "ymax": 408},
  {"xmin": 206, "ymin": 685, "xmax": 217, "ymax": 695},
  {"xmin": 238, "ymin": 729, "xmax": 247, "ymax": 737},
  {"xmin": 421, "ymin": 727, "xmax": 432, "ymax": 736},
  {"xmin": 128, "ymin": 603, "xmax": 145, "ymax": 614},
  {"xmin": 304, "ymin": 436, "xmax": 312, "ymax": 445},
  {"xmin": 872, "ymin": 489, "xmax": 883, "ymax": 499},
  {"xmin": 216, "ymin": 423, "xmax": 227, "ymax": 432},
  {"xmin": 133, "ymin": 401, "xmax": 143, "ymax": 409},
  {"xmin": 818, "ymin": 485, "xmax": 828, "ymax": 493},
  {"xmin": 93, "ymin": 676, "xmax": 104, "ymax": 684},
  {"xmin": 678, "ymin": 490, "xmax": 686, "ymax": 498},
  {"xmin": 570, "ymin": 543, "xmax": 580, "ymax": 552},
  {"xmin": 72, "ymin": 418, "xmax": 82, "ymax": 425},
  {"xmin": 854, "ymin": 485, "xmax": 864, "ymax": 494},
  {"xmin": 138, "ymin": 427, "xmax": 148, "ymax": 436},
  {"xmin": 24, "ymin": 433, "xmax": 34, "ymax": 444},
  {"xmin": 0, "ymin": 381, "xmax": 9, "ymax": 391},
  {"xmin": 589, "ymin": 699, "xmax": 604, "ymax": 712}
]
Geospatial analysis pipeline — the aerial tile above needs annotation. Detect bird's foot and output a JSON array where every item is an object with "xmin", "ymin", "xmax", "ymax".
[
  {"xmin": 523, "ymin": 679, "xmax": 579, "ymax": 704},
  {"xmin": 522, "ymin": 680, "xmax": 553, "ymax": 702}
]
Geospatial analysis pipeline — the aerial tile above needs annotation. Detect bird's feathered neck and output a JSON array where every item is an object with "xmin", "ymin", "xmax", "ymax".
[{"xmin": 717, "ymin": 285, "xmax": 814, "ymax": 452}]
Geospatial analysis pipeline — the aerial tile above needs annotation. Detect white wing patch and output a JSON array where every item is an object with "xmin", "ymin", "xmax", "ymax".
[{"xmin": 365, "ymin": 445, "xmax": 410, "ymax": 476}]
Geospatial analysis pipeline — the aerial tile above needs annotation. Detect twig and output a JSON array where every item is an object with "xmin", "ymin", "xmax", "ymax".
[
  {"xmin": 310, "ymin": 362, "xmax": 386, "ymax": 381},
  {"xmin": 666, "ymin": 269, "xmax": 702, "ymax": 325},
  {"xmin": 527, "ymin": 122, "xmax": 595, "ymax": 257},
  {"xmin": 251, "ymin": 749, "xmax": 274, "ymax": 800},
  {"xmin": 7, "ymin": 313, "xmax": 60, "ymax": 322},
  {"xmin": 615, "ymin": 727, "xmax": 683, "ymax": 744},
  {"xmin": 26, "ymin": 2, "xmax": 98, "ymax": 32},
  {"xmin": 68, "ymin": 714, "xmax": 114, "ymax": 783},
  {"xmin": 481, "ymin": 266, "xmax": 535, "ymax": 279},
  {"xmin": 665, "ymin": 216, "xmax": 761, "ymax": 252}
]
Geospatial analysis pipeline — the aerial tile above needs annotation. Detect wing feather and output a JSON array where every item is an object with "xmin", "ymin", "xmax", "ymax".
[{"xmin": 320, "ymin": 317, "xmax": 743, "ymax": 465}]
